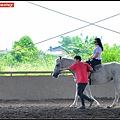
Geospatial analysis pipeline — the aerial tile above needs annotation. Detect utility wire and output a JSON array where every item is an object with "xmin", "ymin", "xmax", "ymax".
[
  {"xmin": 4, "ymin": 1, "xmax": 120, "ymax": 55},
  {"xmin": 26, "ymin": 1, "xmax": 120, "ymax": 46},
  {"xmin": 8, "ymin": 24, "xmax": 92, "ymax": 54},
  {"xmin": 26, "ymin": 1, "xmax": 120, "ymax": 34},
  {"xmin": 34, "ymin": 24, "xmax": 93, "ymax": 45}
]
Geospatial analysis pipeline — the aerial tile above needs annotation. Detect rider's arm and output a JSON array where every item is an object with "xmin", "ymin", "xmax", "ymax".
[
  {"xmin": 88, "ymin": 52, "xmax": 99, "ymax": 60},
  {"xmin": 88, "ymin": 55, "xmax": 93, "ymax": 60},
  {"xmin": 92, "ymin": 52, "xmax": 99, "ymax": 59}
]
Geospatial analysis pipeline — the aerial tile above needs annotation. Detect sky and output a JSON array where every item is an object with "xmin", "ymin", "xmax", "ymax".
[{"xmin": 0, "ymin": 1, "xmax": 120, "ymax": 51}]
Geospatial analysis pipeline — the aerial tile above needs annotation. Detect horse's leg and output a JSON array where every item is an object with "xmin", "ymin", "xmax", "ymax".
[
  {"xmin": 107, "ymin": 90, "xmax": 119, "ymax": 108},
  {"xmin": 69, "ymin": 83, "xmax": 79, "ymax": 107},
  {"xmin": 107, "ymin": 77, "xmax": 120, "ymax": 108},
  {"xmin": 85, "ymin": 84, "xmax": 100, "ymax": 107}
]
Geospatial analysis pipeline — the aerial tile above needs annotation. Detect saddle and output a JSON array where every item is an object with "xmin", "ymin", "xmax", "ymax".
[
  {"xmin": 89, "ymin": 64, "xmax": 103, "ymax": 85},
  {"xmin": 94, "ymin": 64, "xmax": 102, "ymax": 71}
]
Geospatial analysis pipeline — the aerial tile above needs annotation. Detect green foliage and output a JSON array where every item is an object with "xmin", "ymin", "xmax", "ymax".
[
  {"xmin": 0, "ymin": 51, "xmax": 57, "ymax": 71},
  {"xmin": 0, "ymin": 34, "xmax": 120, "ymax": 76},
  {"xmin": 59, "ymin": 34, "xmax": 120, "ymax": 63},
  {"xmin": 59, "ymin": 34, "xmax": 102, "ymax": 60},
  {"xmin": 10, "ymin": 35, "xmax": 39, "ymax": 62},
  {"xmin": 0, "ymin": 35, "xmax": 58, "ymax": 72},
  {"xmin": 58, "ymin": 36, "xmax": 72, "ymax": 48},
  {"xmin": 102, "ymin": 44, "xmax": 120, "ymax": 63}
]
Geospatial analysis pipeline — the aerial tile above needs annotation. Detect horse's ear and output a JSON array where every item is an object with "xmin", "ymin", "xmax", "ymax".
[{"xmin": 59, "ymin": 56, "xmax": 62, "ymax": 60}]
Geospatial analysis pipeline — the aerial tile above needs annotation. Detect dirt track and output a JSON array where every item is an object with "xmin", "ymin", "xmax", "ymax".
[{"xmin": 0, "ymin": 98, "xmax": 120, "ymax": 119}]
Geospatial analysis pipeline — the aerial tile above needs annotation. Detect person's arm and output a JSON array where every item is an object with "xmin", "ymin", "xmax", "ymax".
[
  {"xmin": 60, "ymin": 63, "xmax": 76, "ymax": 71},
  {"xmin": 89, "ymin": 67, "xmax": 94, "ymax": 72},
  {"xmin": 87, "ymin": 64, "xmax": 94, "ymax": 72},
  {"xmin": 60, "ymin": 67, "xmax": 70, "ymax": 71},
  {"xmin": 91, "ymin": 52, "xmax": 99, "ymax": 59},
  {"xmin": 88, "ymin": 52, "xmax": 99, "ymax": 60},
  {"xmin": 92, "ymin": 46, "xmax": 101, "ymax": 59},
  {"xmin": 88, "ymin": 55, "xmax": 93, "ymax": 60}
]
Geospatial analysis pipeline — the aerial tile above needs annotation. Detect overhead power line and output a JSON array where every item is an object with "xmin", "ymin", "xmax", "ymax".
[
  {"xmin": 25, "ymin": 1, "xmax": 120, "ymax": 46},
  {"xmin": 4, "ymin": 1, "xmax": 120, "ymax": 55},
  {"xmin": 26, "ymin": 1, "xmax": 120, "ymax": 35}
]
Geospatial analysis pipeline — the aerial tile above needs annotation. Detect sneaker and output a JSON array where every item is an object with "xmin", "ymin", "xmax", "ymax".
[
  {"xmin": 78, "ymin": 106, "xmax": 86, "ymax": 109},
  {"xmin": 89, "ymin": 99, "xmax": 94, "ymax": 107}
]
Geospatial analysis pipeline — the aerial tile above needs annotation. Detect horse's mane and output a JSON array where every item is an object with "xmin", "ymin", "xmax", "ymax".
[{"xmin": 62, "ymin": 57, "xmax": 74, "ymax": 61}]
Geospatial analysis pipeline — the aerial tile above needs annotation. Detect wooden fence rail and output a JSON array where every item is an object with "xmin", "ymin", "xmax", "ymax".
[{"xmin": 0, "ymin": 71, "xmax": 72, "ymax": 76}]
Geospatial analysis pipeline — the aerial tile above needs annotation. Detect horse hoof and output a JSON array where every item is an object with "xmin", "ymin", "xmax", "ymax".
[
  {"xmin": 96, "ymin": 105, "xmax": 100, "ymax": 108},
  {"xmin": 107, "ymin": 106, "xmax": 112, "ymax": 108},
  {"xmin": 69, "ymin": 104, "xmax": 78, "ymax": 108},
  {"xmin": 69, "ymin": 105, "xmax": 75, "ymax": 108}
]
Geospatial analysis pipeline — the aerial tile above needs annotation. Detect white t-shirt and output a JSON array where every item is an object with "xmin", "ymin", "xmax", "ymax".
[{"xmin": 92, "ymin": 45, "xmax": 102, "ymax": 60}]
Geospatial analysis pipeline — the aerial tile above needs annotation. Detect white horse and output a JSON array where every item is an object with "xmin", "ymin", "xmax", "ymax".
[
  {"xmin": 52, "ymin": 56, "xmax": 100, "ymax": 108},
  {"xmin": 52, "ymin": 56, "xmax": 120, "ymax": 108}
]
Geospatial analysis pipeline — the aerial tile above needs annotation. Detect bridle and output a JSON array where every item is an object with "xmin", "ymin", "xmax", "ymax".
[{"xmin": 59, "ymin": 56, "xmax": 64, "ymax": 72}]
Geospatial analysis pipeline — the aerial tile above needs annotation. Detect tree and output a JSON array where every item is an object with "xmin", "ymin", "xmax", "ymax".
[
  {"xmin": 59, "ymin": 34, "xmax": 102, "ymax": 60},
  {"xmin": 10, "ymin": 35, "xmax": 39, "ymax": 62},
  {"xmin": 102, "ymin": 44, "xmax": 120, "ymax": 63}
]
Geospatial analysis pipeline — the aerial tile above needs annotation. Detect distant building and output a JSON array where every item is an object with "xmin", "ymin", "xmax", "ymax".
[
  {"xmin": 47, "ymin": 46, "xmax": 63, "ymax": 56},
  {"xmin": 48, "ymin": 46, "xmax": 61, "ymax": 52},
  {"xmin": 0, "ymin": 49, "xmax": 7, "ymax": 54}
]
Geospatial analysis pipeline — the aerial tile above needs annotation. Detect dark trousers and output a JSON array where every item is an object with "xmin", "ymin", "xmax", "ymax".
[
  {"xmin": 86, "ymin": 58, "xmax": 101, "ymax": 70},
  {"xmin": 77, "ymin": 83, "xmax": 92, "ymax": 106}
]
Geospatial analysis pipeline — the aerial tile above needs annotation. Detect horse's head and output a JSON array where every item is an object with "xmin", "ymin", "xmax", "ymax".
[
  {"xmin": 52, "ymin": 56, "xmax": 63, "ymax": 78},
  {"xmin": 52, "ymin": 56, "xmax": 75, "ymax": 79}
]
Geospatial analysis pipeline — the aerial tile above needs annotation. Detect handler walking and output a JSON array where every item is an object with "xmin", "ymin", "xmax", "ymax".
[{"xmin": 60, "ymin": 55, "xmax": 94, "ymax": 109}]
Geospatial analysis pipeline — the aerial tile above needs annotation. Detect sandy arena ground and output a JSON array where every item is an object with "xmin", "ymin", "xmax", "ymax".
[{"xmin": 0, "ymin": 98, "xmax": 120, "ymax": 119}]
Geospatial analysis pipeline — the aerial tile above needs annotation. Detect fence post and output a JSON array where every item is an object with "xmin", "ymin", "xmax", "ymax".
[{"xmin": 10, "ymin": 72, "xmax": 12, "ymax": 76}]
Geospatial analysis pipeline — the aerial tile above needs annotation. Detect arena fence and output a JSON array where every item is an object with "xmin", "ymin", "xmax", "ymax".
[
  {"xmin": 0, "ymin": 71, "xmax": 71, "ymax": 76},
  {"xmin": 0, "ymin": 71, "xmax": 115, "ymax": 100}
]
